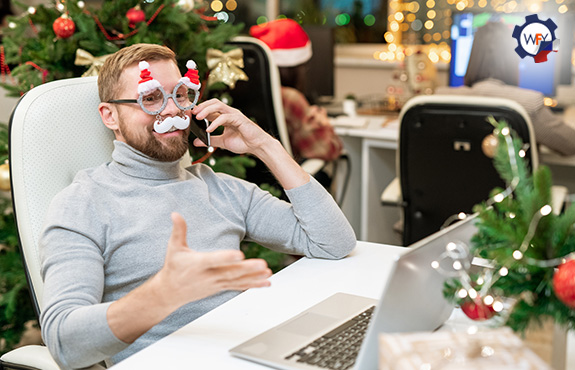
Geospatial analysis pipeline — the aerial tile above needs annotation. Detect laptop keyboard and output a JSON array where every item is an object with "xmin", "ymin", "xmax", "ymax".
[{"xmin": 284, "ymin": 306, "xmax": 375, "ymax": 370}]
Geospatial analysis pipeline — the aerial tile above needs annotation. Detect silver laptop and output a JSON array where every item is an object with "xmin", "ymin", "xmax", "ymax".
[{"xmin": 230, "ymin": 214, "xmax": 478, "ymax": 370}]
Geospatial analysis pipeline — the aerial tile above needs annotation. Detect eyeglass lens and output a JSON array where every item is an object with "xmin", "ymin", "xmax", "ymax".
[{"xmin": 140, "ymin": 85, "xmax": 196, "ymax": 114}]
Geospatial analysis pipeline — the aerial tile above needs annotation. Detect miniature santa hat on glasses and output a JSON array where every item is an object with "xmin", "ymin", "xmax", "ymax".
[
  {"xmin": 179, "ymin": 60, "xmax": 201, "ymax": 91},
  {"xmin": 137, "ymin": 61, "xmax": 162, "ymax": 94},
  {"xmin": 249, "ymin": 18, "xmax": 312, "ymax": 67}
]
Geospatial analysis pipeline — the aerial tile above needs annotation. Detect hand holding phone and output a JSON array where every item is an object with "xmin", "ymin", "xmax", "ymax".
[{"xmin": 190, "ymin": 115, "xmax": 213, "ymax": 152}]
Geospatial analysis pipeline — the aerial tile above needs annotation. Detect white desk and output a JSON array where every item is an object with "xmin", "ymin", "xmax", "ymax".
[
  {"xmin": 333, "ymin": 111, "xmax": 575, "ymax": 246},
  {"xmin": 108, "ymin": 239, "xmax": 573, "ymax": 369},
  {"xmin": 110, "ymin": 242, "xmax": 406, "ymax": 369}
]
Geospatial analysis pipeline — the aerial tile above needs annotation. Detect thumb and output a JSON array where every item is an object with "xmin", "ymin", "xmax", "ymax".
[{"xmin": 168, "ymin": 212, "xmax": 189, "ymax": 252}]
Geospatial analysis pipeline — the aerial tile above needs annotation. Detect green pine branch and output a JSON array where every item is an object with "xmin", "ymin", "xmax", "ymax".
[{"xmin": 1, "ymin": 0, "xmax": 243, "ymax": 97}]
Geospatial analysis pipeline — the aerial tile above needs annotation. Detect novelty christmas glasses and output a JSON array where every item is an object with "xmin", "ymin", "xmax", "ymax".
[{"xmin": 108, "ymin": 60, "xmax": 202, "ymax": 116}]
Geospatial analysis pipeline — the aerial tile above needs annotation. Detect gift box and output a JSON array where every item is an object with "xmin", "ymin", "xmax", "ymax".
[{"xmin": 379, "ymin": 327, "xmax": 550, "ymax": 370}]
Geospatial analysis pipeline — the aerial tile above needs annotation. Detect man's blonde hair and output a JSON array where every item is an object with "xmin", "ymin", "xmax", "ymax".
[{"xmin": 98, "ymin": 43, "xmax": 177, "ymax": 102}]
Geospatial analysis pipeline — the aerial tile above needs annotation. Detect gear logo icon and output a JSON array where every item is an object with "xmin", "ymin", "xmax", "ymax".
[{"xmin": 512, "ymin": 14, "xmax": 560, "ymax": 63}]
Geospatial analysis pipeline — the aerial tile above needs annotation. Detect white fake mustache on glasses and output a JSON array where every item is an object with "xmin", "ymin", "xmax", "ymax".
[{"xmin": 153, "ymin": 115, "xmax": 190, "ymax": 134}]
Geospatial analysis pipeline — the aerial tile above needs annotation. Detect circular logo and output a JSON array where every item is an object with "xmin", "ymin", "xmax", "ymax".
[
  {"xmin": 512, "ymin": 14, "xmax": 558, "ymax": 61},
  {"xmin": 519, "ymin": 23, "xmax": 552, "ymax": 55}
]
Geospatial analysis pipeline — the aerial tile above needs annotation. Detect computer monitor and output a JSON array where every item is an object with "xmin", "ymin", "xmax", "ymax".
[
  {"xmin": 449, "ymin": 12, "xmax": 573, "ymax": 97},
  {"xmin": 302, "ymin": 25, "xmax": 335, "ymax": 103}
]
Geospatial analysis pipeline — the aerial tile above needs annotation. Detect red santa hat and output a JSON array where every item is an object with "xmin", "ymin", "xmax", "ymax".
[
  {"xmin": 249, "ymin": 19, "xmax": 312, "ymax": 67},
  {"xmin": 137, "ymin": 61, "xmax": 162, "ymax": 95},
  {"xmin": 179, "ymin": 60, "xmax": 201, "ymax": 91}
]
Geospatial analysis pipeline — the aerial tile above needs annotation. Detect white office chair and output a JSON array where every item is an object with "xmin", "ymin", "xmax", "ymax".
[
  {"xmin": 1, "ymin": 77, "xmax": 114, "ymax": 369},
  {"xmin": 381, "ymin": 94, "xmax": 567, "ymax": 246}
]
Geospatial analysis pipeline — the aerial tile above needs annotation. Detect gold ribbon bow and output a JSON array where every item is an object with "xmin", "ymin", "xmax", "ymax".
[
  {"xmin": 74, "ymin": 49, "xmax": 112, "ymax": 77},
  {"xmin": 206, "ymin": 48, "xmax": 248, "ymax": 89}
]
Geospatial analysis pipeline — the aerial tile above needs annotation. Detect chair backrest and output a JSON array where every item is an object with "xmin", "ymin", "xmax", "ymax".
[
  {"xmin": 9, "ymin": 76, "xmax": 115, "ymax": 315},
  {"xmin": 397, "ymin": 94, "xmax": 537, "ymax": 246},
  {"xmin": 226, "ymin": 36, "xmax": 291, "ymax": 156},
  {"xmin": 222, "ymin": 36, "xmax": 293, "ymax": 190}
]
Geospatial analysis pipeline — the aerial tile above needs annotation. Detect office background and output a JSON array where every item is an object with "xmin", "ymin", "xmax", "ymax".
[{"xmin": 1, "ymin": 0, "xmax": 575, "ymax": 368}]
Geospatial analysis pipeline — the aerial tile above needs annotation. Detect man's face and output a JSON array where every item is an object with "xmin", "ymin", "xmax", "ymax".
[{"xmin": 113, "ymin": 59, "xmax": 191, "ymax": 162}]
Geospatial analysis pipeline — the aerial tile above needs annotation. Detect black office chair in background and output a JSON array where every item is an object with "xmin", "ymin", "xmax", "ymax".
[
  {"xmin": 382, "ymin": 95, "xmax": 549, "ymax": 246},
  {"xmin": 226, "ymin": 37, "xmax": 292, "ymax": 155},
  {"xmin": 224, "ymin": 36, "xmax": 350, "ymax": 205}
]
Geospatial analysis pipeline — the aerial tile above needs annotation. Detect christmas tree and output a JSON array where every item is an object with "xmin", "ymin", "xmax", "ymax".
[
  {"xmin": 442, "ymin": 119, "xmax": 575, "ymax": 333},
  {"xmin": 0, "ymin": 0, "xmax": 242, "ymax": 96}
]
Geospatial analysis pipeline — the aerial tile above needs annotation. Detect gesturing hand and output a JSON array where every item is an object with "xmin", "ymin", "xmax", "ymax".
[{"xmin": 157, "ymin": 213, "xmax": 272, "ymax": 309}]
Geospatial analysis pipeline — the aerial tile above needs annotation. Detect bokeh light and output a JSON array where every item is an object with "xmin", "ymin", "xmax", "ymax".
[
  {"xmin": 335, "ymin": 13, "xmax": 351, "ymax": 26},
  {"xmin": 210, "ymin": 0, "xmax": 223, "ymax": 12},
  {"xmin": 225, "ymin": 0, "xmax": 237, "ymax": 11},
  {"xmin": 364, "ymin": 14, "xmax": 376, "ymax": 26},
  {"xmin": 256, "ymin": 16, "xmax": 268, "ymax": 25}
]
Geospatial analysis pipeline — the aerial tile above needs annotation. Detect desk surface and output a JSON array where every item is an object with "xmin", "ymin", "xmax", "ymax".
[
  {"xmin": 331, "ymin": 110, "xmax": 575, "ymax": 166},
  {"xmin": 111, "ymin": 242, "xmax": 406, "ymax": 369},
  {"xmin": 332, "ymin": 115, "xmax": 399, "ymax": 142}
]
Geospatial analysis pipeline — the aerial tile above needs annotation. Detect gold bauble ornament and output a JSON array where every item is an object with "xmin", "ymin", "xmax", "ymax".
[
  {"xmin": 481, "ymin": 133, "xmax": 499, "ymax": 158},
  {"xmin": 0, "ymin": 162, "xmax": 10, "ymax": 191}
]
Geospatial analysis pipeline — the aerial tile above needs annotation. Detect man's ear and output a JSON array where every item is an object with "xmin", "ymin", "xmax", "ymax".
[{"xmin": 99, "ymin": 102, "xmax": 119, "ymax": 131}]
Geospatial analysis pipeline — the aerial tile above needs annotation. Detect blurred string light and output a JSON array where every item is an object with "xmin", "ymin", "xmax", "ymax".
[
  {"xmin": 364, "ymin": 14, "xmax": 376, "ymax": 26},
  {"xmin": 335, "ymin": 13, "xmax": 351, "ymax": 26},
  {"xmin": 210, "ymin": 0, "xmax": 223, "ymax": 12},
  {"xmin": 206, "ymin": 0, "xmax": 238, "ymax": 22},
  {"xmin": 215, "ymin": 11, "xmax": 230, "ymax": 22},
  {"xmin": 226, "ymin": 0, "xmax": 237, "ymax": 11}
]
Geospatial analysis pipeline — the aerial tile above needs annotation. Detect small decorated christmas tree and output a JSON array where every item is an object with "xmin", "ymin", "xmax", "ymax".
[{"xmin": 442, "ymin": 119, "xmax": 575, "ymax": 333}]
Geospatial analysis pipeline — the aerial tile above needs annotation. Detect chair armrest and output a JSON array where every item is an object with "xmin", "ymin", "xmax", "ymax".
[
  {"xmin": 1, "ymin": 345, "xmax": 61, "ymax": 370},
  {"xmin": 381, "ymin": 177, "xmax": 404, "ymax": 207},
  {"xmin": 300, "ymin": 158, "xmax": 326, "ymax": 176},
  {"xmin": 0, "ymin": 345, "xmax": 106, "ymax": 370}
]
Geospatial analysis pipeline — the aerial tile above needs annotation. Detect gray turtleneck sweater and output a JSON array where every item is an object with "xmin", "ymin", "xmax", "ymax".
[{"xmin": 39, "ymin": 141, "xmax": 356, "ymax": 369}]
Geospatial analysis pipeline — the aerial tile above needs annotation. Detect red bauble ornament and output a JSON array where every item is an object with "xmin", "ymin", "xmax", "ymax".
[
  {"xmin": 53, "ymin": 15, "xmax": 76, "ymax": 39},
  {"xmin": 461, "ymin": 300, "xmax": 496, "ymax": 321},
  {"xmin": 553, "ymin": 259, "xmax": 575, "ymax": 309},
  {"xmin": 126, "ymin": 7, "xmax": 146, "ymax": 26}
]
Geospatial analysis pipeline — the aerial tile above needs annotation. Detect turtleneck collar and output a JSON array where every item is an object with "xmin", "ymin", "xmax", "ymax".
[{"xmin": 109, "ymin": 141, "xmax": 184, "ymax": 181}]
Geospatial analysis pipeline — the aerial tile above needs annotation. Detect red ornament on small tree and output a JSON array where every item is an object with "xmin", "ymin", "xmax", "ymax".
[
  {"xmin": 553, "ymin": 259, "xmax": 575, "ymax": 309},
  {"xmin": 126, "ymin": 6, "xmax": 146, "ymax": 27},
  {"xmin": 461, "ymin": 299, "xmax": 496, "ymax": 321},
  {"xmin": 53, "ymin": 15, "xmax": 75, "ymax": 39}
]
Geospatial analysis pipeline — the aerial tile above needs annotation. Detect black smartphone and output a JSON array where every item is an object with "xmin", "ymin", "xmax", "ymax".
[{"xmin": 189, "ymin": 115, "xmax": 211, "ymax": 149}]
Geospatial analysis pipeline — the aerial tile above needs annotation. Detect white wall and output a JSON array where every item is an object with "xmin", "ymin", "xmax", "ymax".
[{"xmin": 333, "ymin": 44, "xmax": 449, "ymax": 101}]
